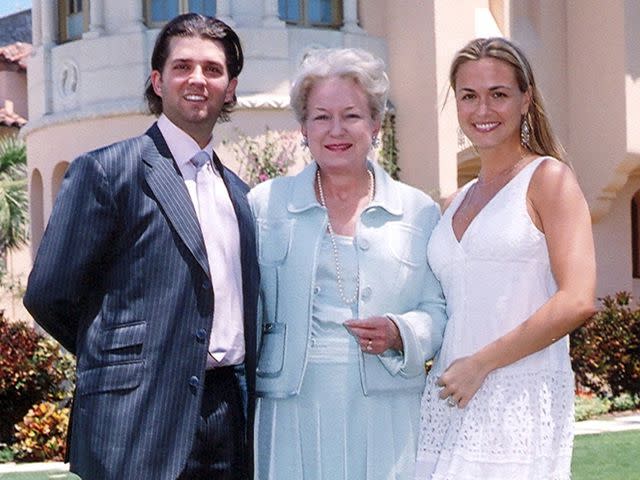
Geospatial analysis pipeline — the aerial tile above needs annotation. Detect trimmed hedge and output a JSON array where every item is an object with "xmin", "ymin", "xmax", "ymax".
[{"xmin": 570, "ymin": 291, "xmax": 640, "ymax": 398}]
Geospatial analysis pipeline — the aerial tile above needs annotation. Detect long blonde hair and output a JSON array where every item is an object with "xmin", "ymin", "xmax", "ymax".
[{"xmin": 450, "ymin": 37, "xmax": 566, "ymax": 163}]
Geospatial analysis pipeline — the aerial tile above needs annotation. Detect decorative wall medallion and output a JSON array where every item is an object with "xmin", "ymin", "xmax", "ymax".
[{"xmin": 60, "ymin": 60, "xmax": 79, "ymax": 97}]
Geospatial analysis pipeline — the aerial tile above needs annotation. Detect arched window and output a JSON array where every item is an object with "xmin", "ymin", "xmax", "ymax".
[
  {"xmin": 145, "ymin": 0, "xmax": 217, "ymax": 27},
  {"xmin": 632, "ymin": 191, "xmax": 640, "ymax": 278},
  {"xmin": 279, "ymin": 0, "xmax": 343, "ymax": 28},
  {"xmin": 30, "ymin": 169, "xmax": 44, "ymax": 254},
  {"xmin": 58, "ymin": 0, "xmax": 89, "ymax": 42},
  {"xmin": 52, "ymin": 162, "xmax": 70, "ymax": 201}
]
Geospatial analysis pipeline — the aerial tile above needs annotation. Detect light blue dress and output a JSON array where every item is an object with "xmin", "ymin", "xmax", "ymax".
[{"xmin": 256, "ymin": 233, "xmax": 420, "ymax": 479}]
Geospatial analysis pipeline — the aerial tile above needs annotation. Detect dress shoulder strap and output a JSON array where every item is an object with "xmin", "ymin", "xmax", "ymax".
[{"xmin": 512, "ymin": 156, "xmax": 552, "ymax": 191}]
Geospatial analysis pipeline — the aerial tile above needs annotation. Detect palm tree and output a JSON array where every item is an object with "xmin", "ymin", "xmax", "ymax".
[{"xmin": 0, "ymin": 136, "xmax": 28, "ymax": 279}]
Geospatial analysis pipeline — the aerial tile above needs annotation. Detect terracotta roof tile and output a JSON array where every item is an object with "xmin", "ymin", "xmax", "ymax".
[
  {"xmin": 0, "ymin": 107, "xmax": 27, "ymax": 127},
  {"xmin": 0, "ymin": 42, "xmax": 32, "ymax": 70}
]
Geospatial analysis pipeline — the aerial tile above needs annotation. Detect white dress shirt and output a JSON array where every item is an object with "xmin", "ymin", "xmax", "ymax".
[{"xmin": 157, "ymin": 114, "xmax": 245, "ymax": 368}]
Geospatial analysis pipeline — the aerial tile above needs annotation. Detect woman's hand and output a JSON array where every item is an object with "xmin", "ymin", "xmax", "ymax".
[
  {"xmin": 436, "ymin": 355, "xmax": 490, "ymax": 408},
  {"xmin": 344, "ymin": 316, "xmax": 403, "ymax": 355}
]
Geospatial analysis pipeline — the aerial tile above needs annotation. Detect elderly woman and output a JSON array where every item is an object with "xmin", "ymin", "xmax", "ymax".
[{"xmin": 248, "ymin": 48, "xmax": 446, "ymax": 480}]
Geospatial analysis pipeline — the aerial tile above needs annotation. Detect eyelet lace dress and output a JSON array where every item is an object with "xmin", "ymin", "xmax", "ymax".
[{"xmin": 414, "ymin": 157, "xmax": 574, "ymax": 480}]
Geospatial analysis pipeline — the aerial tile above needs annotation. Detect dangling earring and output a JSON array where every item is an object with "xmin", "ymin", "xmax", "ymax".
[
  {"xmin": 371, "ymin": 135, "xmax": 380, "ymax": 148},
  {"xmin": 520, "ymin": 117, "xmax": 531, "ymax": 148},
  {"xmin": 300, "ymin": 136, "xmax": 309, "ymax": 148}
]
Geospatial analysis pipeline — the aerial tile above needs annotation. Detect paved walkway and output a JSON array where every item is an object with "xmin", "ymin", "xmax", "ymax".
[
  {"xmin": 0, "ymin": 462, "xmax": 75, "ymax": 479},
  {"xmin": 574, "ymin": 413, "xmax": 640, "ymax": 435}
]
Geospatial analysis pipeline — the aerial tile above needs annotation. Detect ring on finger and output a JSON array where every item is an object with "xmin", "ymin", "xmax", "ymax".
[
  {"xmin": 366, "ymin": 339, "xmax": 373, "ymax": 351},
  {"xmin": 446, "ymin": 396, "xmax": 457, "ymax": 408}
]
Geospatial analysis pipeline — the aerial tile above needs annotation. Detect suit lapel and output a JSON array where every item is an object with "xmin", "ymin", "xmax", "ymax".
[{"xmin": 142, "ymin": 124, "xmax": 210, "ymax": 276}]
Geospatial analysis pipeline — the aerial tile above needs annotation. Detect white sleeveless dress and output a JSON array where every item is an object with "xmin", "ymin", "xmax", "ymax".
[{"xmin": 414, "ymin": 157, "xmax": 574, "ymax": 480}]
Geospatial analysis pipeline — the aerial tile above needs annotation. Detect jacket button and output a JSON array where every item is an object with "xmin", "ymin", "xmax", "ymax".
[
  {"xmin": 361, "ymin": 286, "xmax": 372, "ymax": 300},
  {"xmin": 359, "ymin": 238, "xmax": 370, "ymax": 250},
  {"xmin": 196, "ymin": 328, "xmax": 207, "ymax": 342},
  {"xmin": 313, "ymin": 286, "xmax": 321, "ymax": 295},
  {"xmin": 189, "ymin": 376, "xmax": 200, "ymax": 389},
  {"xmin": 202, "ymin": 280, "xmax": 210, "ymax": 290}
]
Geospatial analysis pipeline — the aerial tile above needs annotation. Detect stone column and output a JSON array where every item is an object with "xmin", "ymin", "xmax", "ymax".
[
  {"xmin": 84, "ymin": 0, "xmax": 105, "ymax": 38},
  {"xmin": 31, "ymin": 0, "xmax": 42, "ymax": 47},
  {"xmin": 263, "ymin": 0, "xmax": 284, "ymax": 27},
  {"xmin": 342, "ymin": 0, "xmax": 361, "ymax": 33},
  {"xmin": 122, "ymin": 0, "xmax": 145, "ymax": 32},
  {"xmin": 217, "ymin": 0, "xmax": 235, "ymax": 27},
  {"xmin": 41, "ymin": 0, "xmax": 56, "ymax": 47},
  {"xmin": 40, "ymin": 0, "xmax": 57, "ymax": 115}
]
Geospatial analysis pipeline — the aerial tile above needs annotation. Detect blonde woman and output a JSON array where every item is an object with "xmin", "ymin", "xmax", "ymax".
[{"xmin": 415, "ymin": 37, "xmax": 596, "ymax": 479}]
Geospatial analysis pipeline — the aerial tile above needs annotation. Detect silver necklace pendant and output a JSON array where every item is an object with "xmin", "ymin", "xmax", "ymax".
[
  {"xmin": 476, "ymin": 153, "xmax": 527, "ymax": 187},
  {"xmin": 316, "ymin": 168, "xmax": 374, "ymax": 306}
]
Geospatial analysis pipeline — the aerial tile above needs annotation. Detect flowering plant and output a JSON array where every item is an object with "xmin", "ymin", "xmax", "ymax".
[
  {"xmin": 0, "ymin": 315, "xmax": 75, "ymax": 445},
  {"xmin": 12, "ymin": 401, "xmax": 70, "ymax": 461},
  {"xmin": 227, "ymin": 129, "xmax": 305, "ymax": 187}
]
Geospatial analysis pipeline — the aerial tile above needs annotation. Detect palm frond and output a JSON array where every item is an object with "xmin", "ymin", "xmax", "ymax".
[
  {"xmin": 0, "ymin": 136, "xmax": 28, "ymax": 253},
  {"xmin": 0, "ymin": 137, "xmax": 27, "ymax": 173}
]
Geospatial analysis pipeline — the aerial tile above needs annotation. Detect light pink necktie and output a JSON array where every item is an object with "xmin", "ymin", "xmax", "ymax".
[{"xmin": 190, "ymin": 150, "xmax": 235, "ymax": 365}]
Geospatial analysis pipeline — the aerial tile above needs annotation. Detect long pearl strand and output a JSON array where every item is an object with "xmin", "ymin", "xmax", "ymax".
[{"xmin": 316, "ymin": 168, "xmax": 374, "ymax": 305}]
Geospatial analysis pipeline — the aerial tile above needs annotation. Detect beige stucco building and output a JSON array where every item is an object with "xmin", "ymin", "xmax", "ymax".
[
  {"xmin": 19, "ymin": 0, "xmax": 640, "ymax": 308},
  {"xmin": 0, "ymin": 40, "xmax": 30, "ymax": 322}
]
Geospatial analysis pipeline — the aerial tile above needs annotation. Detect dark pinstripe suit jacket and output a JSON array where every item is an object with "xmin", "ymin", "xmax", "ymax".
[{"xmin": 23, "ymin": 123, "xmax": 259, "ymax": 480}]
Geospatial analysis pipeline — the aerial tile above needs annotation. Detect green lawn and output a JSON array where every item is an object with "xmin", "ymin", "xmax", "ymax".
[{"xmin": 572, "ymin": 430, "xmax": 640, "ymax": 479}]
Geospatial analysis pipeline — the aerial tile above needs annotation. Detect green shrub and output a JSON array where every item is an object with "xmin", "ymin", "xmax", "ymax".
[
  {"xmin": 0, "ymin": 315, "xmax": 75, "ymax": 445},
  {"xmin": 377, "ymin": 113, "xmax": 400, "ymax": 180},
  {"xmin": 0, "ymin": 442, "xmax": 14, "ymax": 463},
  {"xmin": 570, "ymin": 292, "xmax": 640, "ymax": 398},
  {"xmin": 575, "ymin": 393, "xmax": 612, "ymax": 421},
  {"xmin": 610, "ymin": 393, "xmax": 640, "ymax": 412},
  {"xmin": 11, "ymin": 401, "xmax": 69, "ymax": 462}
]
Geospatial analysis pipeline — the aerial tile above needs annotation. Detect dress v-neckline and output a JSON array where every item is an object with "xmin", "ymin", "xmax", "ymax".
[{"xmin": 450, "ymin": 158, "xmax": 541, "ymax": 244}]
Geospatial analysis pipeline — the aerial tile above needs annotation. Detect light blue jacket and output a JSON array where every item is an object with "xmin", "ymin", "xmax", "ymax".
[{"xmin": 248, "ymin": 161, "xmax": 446, "ymax": 398}]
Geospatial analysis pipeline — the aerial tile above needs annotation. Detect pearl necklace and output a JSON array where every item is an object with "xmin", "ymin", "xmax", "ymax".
[{"xmin": 316, "ymin": 169, "xmax": 374, "ymax": 305}]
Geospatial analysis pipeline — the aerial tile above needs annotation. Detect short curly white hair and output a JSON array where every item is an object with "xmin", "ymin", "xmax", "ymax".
[{"xmin": 289, "ymin": 48, "xmax": 389, "ymax": 124}]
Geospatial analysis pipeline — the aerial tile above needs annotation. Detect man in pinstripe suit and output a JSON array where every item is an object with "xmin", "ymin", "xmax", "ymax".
[{"xmin": 24, "ymin": 14, "xmax": 258, "ymax": 480}]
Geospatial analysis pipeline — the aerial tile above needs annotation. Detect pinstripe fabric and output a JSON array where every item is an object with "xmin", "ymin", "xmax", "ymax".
[
  {"xmin": 178, "ymin": 367, "xmax": 246, "ymax": 479},
  {"xmin": 23, "ymin": 124, "xmax": 259, "ymax": 480}
]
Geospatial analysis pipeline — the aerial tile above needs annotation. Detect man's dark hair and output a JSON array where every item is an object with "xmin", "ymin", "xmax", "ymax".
[{"xmin": 144, "ymin": 13, "xmax": 244, "ymax": 122}]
